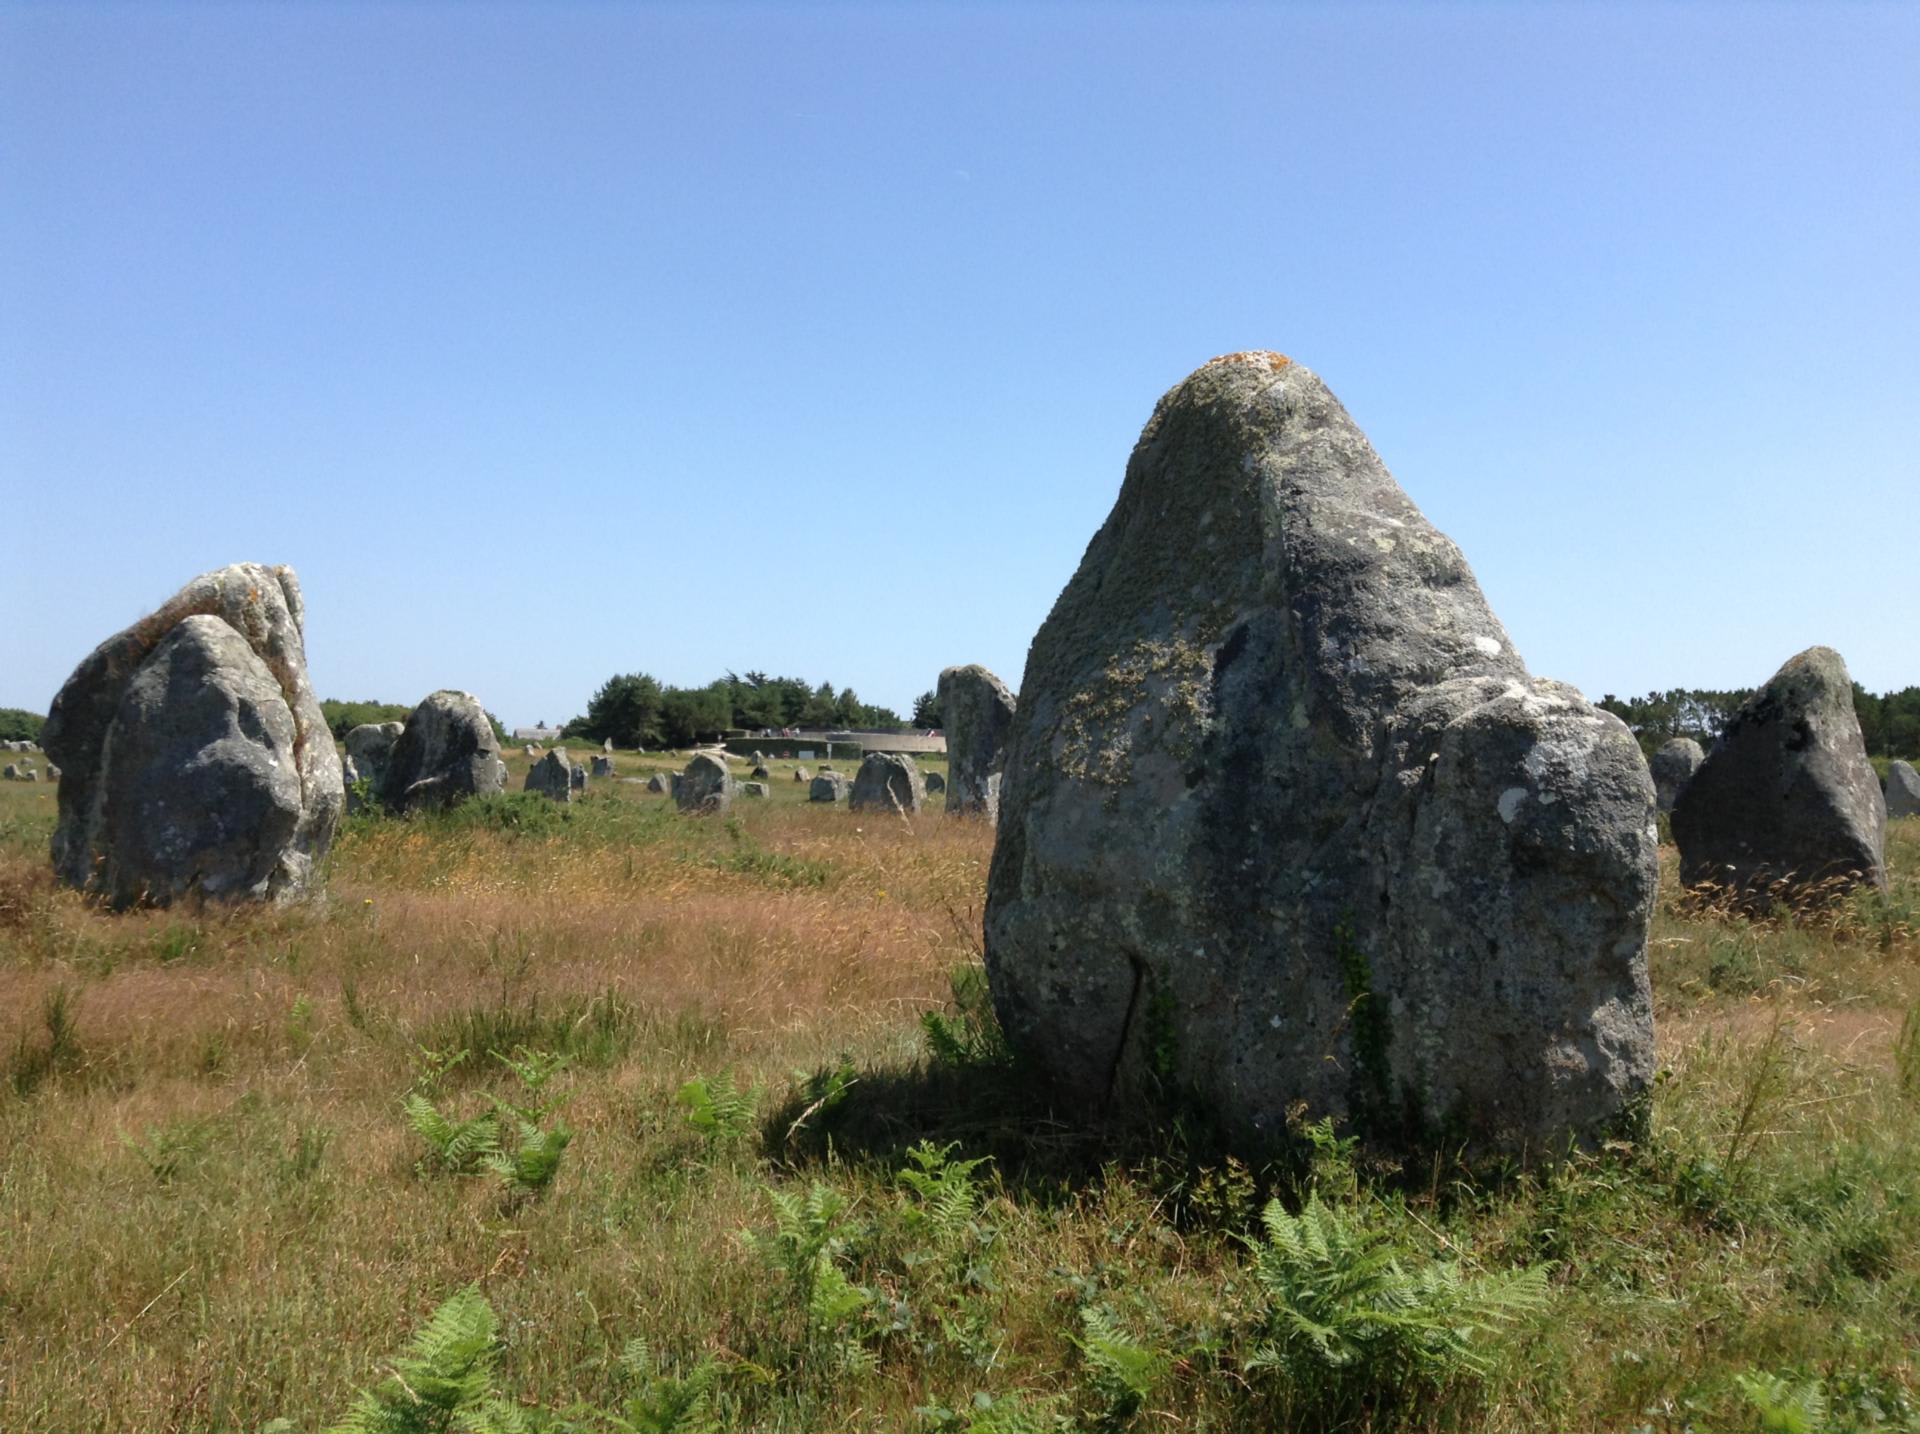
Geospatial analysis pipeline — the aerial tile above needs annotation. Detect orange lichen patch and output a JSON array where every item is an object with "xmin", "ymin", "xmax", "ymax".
[{"xmin": 1204, "ymin": 350, "xmax": 1292, "ymax": 371}]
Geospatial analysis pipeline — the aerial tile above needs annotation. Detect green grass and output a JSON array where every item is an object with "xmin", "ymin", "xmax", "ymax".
[{"xmin": 3, "ymin": 766, "xmax": 1918, "ymax": 1430}]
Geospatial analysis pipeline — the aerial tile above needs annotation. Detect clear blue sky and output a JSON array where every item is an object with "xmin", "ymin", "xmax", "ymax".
[{"xmin": 4, "ymin": 2, "xmax": 1915, "ymax": 728}]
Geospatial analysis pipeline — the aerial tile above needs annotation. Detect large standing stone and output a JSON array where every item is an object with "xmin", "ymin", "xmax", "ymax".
[
  {"xmin": 525, "ymin": 748, "xmax": 576, "ymax": 802},
  {"xmin": 984, "ymin": 353, "xmax": 1658, "ymax": 1157},
  {"xmin": 809, "ymin": 772, "xmax": 848, "ymax": 803},
  {"xmin": 379, "ymin": 691, "xmax": 506, "ymax": 814},
  {"xmin": 42, "ymin": 564, "xmax": 344, "ymax": 906},
  {"xmin": 1672, "ymin": 648, "xmax": 1887, "ymax": 903},
  {"xmin": 938, "ymin": 664, "xmax": 1017, "ymax": 818},
  {"xmin": 1649, "ymin": 737, "xmax": 1705, "ymax": 814},
  {"xmin": 1888, "ymin": 760, "xmax": 1920, "ymax": 819},
  {"xmin": 850, "ymin": 752, "xmax": 926, "ymax": 814},
  {"xmin": 345, "ymin": 721, "xmax": 405, "ymax": 812},
  {"xmin": 677, "ymin": 752, "xmax": 734, "ymax": 813}
]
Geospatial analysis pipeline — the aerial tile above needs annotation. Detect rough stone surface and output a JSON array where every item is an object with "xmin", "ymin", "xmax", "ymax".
[
  {"xmin": 379, "ymin": 691, "xmax": 505, "ymax": 814},
  {"xmin": 926, "ymin": 771, "xmax": 947, "ymax": 794},
  {"xmin": 850, "ymin": 752, "xmax": 926, "ymax": 814},
  {"xmin": 984, "ymin": 352, "xmax": 1659, "ymax": 1157},
  {"xmin": 752, "ymin": 763, "xmax": 772, "ymax": 780},
  {"xmin": 939, "ymin": 664, "xmax": 1017, "ymax": 818},
  {"xmin": 742, "ymin": 781, "xmax": 769, "ymax": 798},
  {"xmin": 1888, "ymin": 760, "xmax": 1920, "ymax": 819},
  {"xmin": 647, "ymin": 773, "xmax": 671, "ymax": 794},
  {"xmin": 345, "ymin": 721, "xmax": 405, "ymax": 812},
  {"xmin": 3, "ymin": 764, "xmax": 20, "ymax": 780},
  {"xmin": 793, "ymin": 766, "xmax": 810, "ymax": 782},
  {"xmin": 570, "ymin": 763, "xmax": 588, "ymax": 791},
  {"xmin": 809, "ymin": 772, "xmax": 848, "ymax": 803},
  {"xmin": 45, "ymin": 763, "xmax": 59, "ymax": 782},
  {"xmin": 591, "ymin": 755, "xmax": 615, "ymax": 778},
  {"xmin": 42, "ymin": 563, "xmax": 344, "ymax": 907},
  {"xmin": 525, "ymin": 748, "xmax": 575, "ymax": 802},
  {"xmin": 677, "ymin": 752, "xmax": 734, "ymax": 813},
  {"xmin": 524, "ymin": 744, "xmax": 539, "ymax": 757},
  {"xmin": 1649, "ymin": 737, "xmax": 1705, "ymax": 814},
  {"xmin": 1672, "ymin": 647, "xmax": 1887, "ymax": 902}
]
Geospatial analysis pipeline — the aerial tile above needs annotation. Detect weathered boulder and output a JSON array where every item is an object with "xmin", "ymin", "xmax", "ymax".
[
  {"xmin": 2, "ymin": 764, "xmax": 20, "ymax": 780},
  {"xmin": 677, "ymin": 752, "xmax": 734, "ymax": 813},
  {"xmin": 793, "ymin": 766, "xmax": 811, "ymax": 782},
  {"xmin": 525, "ymin": 748, "xmax": 575, "ymax": 802},
  {"xmin": 646, "ymin": 773, "xmax": 671, "ymax": 794},
  {"xmin": 1888, "ymin": 760, "xmax": 1920, "ymax": 819},
  {"xmin": 42, "ymin": 564, "xmax": 344, "ymax": 907},
  {"xmin": 938, "ymin": 664, "xmax": 1016, "ymax": 818},
  {"xmin": 926, "ymin": 771, "xmax": 947, "ymax": 794},
  {"xmin": 570, "ymin": 763, "xmax": 588, "ymax": 792},
  {"xmin": 752, "ymin": 763, "xmax": 772, "ymax": 780},
  {"xmin": 984, "ymin": 352, "xmax": 1659, "ymax": 1157},
  {"xmin": 345, "ymin": 721, "xmax": 405, "ymax": 812},
  {"xmin": 44, "ymin": 763, "xmax": 59, "ymax": 782},
  {"xmin": 591, "ymin": 755, "xmax": 615, "ymax": 778},
  {"xmin": 23, "ymin": 768, "xmax": 40, "ymax": 782},
  {"xmin": 1672, "ymin": 647, "xmax": 1887, "ymax": 903},
  {"xmin": 742, "ymin": 781, "xmax": 769, "ymax": 799},
  {"xmin": 379, "ymin": 691, "xmax": 505, "ymax": 814},
  {"xmin": 850, "ymin": 752, "xmax": 926, "ymax": 814},
  {"xmin": 1649, "ymin": 737, "xmax": 1705, "ymax": 814},
  {"xmin": 603, "ymin": 737, "xmax": 615, "ymax": 753},
  {"xmin": 523, "ymin": 743, "xmax": 539, "ymax": 758},
  {"xmin": 809, "ymin": 772, "xmax": 848, "ymax": 803}
]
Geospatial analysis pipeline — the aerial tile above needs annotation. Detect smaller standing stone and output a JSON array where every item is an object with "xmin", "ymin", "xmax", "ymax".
[
  {"xmin": 1650, "ymin": 737, "xmax": 1705, "ymax": 814},
  {"xmin": 1887, "ymin": 760, "xmax": 1920, "ymax": 819},
  {"xmin": 677, "ymin": 752, "xmax": 734, "ymax": 814},
  {"xmin": 603, "ymin": 737, "xmax": 615, "ymax": 753},
  {"xmin": 793, "ymin": 766, "xmax": 810, "ymax": 782},
  {"xmin": 570, "ymin": 763, "xmax": 588, "ymax": 791},
  {"xmin": 591, "ymin": 755, "xmax": 615, "ymax": 778},
  {"xmin": 809, "ymin": 772, "xmax": 848, "ymax": 803},
  {"xmin": 2, "ymin": 764, "xmax": 19, "ymax": 781},
  {"xmin": 850, "ymin": 752, "xmax": 925, "ymax": 814},
  {"xmin": 742, "ymin": 781, "xmax": 769, "ymax": 798},
  {"xmin": 524, "ymin": 744, "xmax": 539, "ymax": 757},
  {"xmin": 525, "ymin": 748, "xmax": 575, "ymax": 802},
  {"xmin": 752, "ymin": 763, "xmax": 771, "ymax": 779},
  {"xmin": 647, "ymin": 773, "xmax": 671, "ymax": 794},
  {"xmin": 926, "ymin": 771, "xmax": 946, "ymax": 794},
  {"xmin": 44, "ymin": 763, "xmax": 59, "ymax": 782},
  {"xmin": 938, "ymin": 664, "xmax": 1017, "ymax": 819}
]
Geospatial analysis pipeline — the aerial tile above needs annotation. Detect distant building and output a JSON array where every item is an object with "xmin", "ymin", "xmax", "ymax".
[{"xmin": 511, "ymin": 726, "xmax": 563, "ymax": 743}]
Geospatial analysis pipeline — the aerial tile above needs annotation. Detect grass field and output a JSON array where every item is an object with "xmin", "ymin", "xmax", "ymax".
[{"xmin": 2, "ymin": 754, "xmax": 1918, "ymax": 1431}]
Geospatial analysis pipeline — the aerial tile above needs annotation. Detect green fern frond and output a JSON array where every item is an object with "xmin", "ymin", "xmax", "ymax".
[{"xmin": 324, "ymin": 1285, "xmax": 500, "ymax": 1434}]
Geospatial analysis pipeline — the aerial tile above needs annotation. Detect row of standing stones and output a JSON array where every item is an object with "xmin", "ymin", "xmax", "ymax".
[{"xmin": 34, "ymin": 353, "xmax": 1908, "ymax": 1160}]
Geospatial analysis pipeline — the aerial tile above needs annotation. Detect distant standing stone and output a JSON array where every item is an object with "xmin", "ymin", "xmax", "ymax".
[
  {"xmin": 938, "ymin": 664, "xmax": 1017, "ymax": 819},
  {"xmin": 525, "ymin": 748, "xmax": 575, "ymax": 802},
  {"xmin": 42, "ymin": 563, "xmax": 344, "ymax": 907},
  {"xmin": 591, "ymin": 754, "xmax": 615, "ymax": 778},
  {"xmin": 44, "ymin": 763, "xmax": 59, "ymax": 782},
  {"xmin": 646, "ymin": 773, "xmax": 671, "ymax": 794},
  {"xmin": 345, "ymin": 721, "xmax": 405, "ymax": 813},
  {"xmin": 1672, "ymin": 647, "xmax": 1886, "ymax": 904},
  {"xmin": 1649, "ymin": 737, "xmax": 1705, "ymax": 814},
  {"xmin": 793, "ymin": 766, "xmax": 810, "ymax": 782},
  {"xmin": 1882, "ymin": 759, "xmax": 1920, "ymax": 819},
  {"xmin": 524, "ymin": 744, "xmax": 539, "ymax": 757},
  {"xmin": 926, "ymin": 771, "xmax": 946, "ymax": 794},
  {"xmin": 809, "ymin": 772, "xmax": 848, "ymax": 803},
  {"xmin": 850, "ymin": 752, "xmax": 925, "ymax": 814},
  {"xmin": 2, "ymin": 764, "xmax": 19, "ymax": 781},
  {"xmin": 603, "ymin": 737, "xmax": 615, "ymax": 753},
  {"xmin": 380, "ymin": 691, "xmax": 506, "ymax": 814},
  {"xmin": 677, "ymin": 752, "xmax": 734, "ymax": 814},
  {"xmin": 752, "ymin": 763, "xmax": 771, "ymax": 779},
  {"xmin": 742, "ymin": 781, "xmax": 769, "ymax": 798}
]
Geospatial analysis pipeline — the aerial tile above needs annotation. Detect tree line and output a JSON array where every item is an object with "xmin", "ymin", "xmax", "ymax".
[
  {"xmin": 1597, "ymin": 685, "xmax": 1920, "ymax": 759},
  {"xmin": 566, "ymin": 671, "xmax": 905, "ymax": 750}
]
